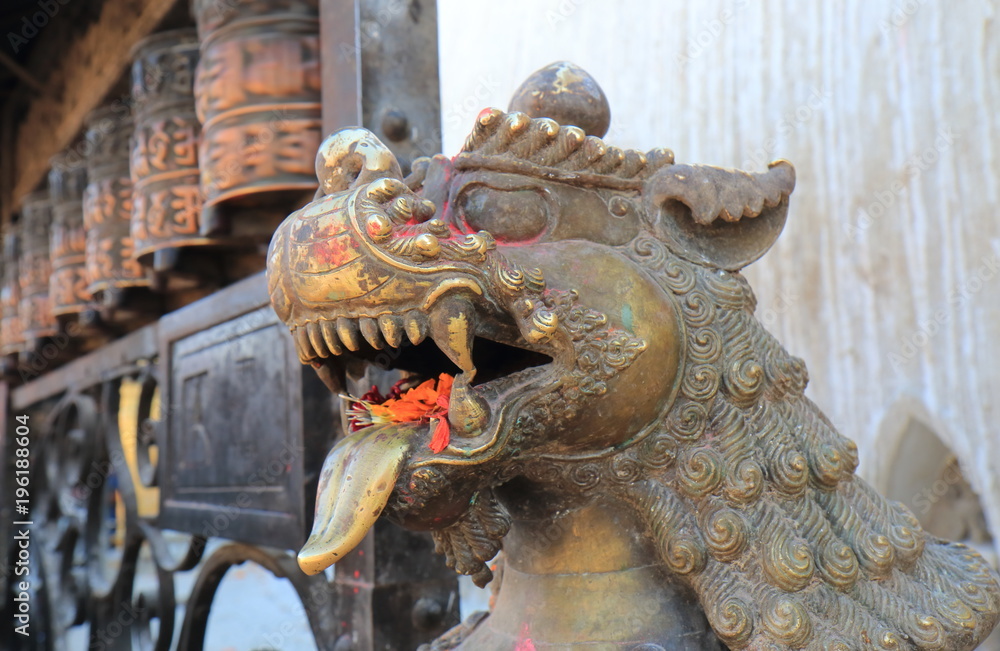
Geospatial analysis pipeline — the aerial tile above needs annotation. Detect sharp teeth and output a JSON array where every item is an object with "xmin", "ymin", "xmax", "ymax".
[
  {"xmin": 404, "ymin": 312, "xmax": 427, "ymax": 345},
  {"xmin": 306, "ymin": 322, "xmax": 329, "ymax": 358},
  {"xmin": 312, "ymin": 363, "xmax": 342, "ymax": 394},
  {"xmin": 359, "ymin": 317, "xmax": 384, "ymax": 350},
  {"xmin": 320, "ymin": 320, "xmax": 343, "ymax": 355},
  {"xmin": 294, "ymin": 326, "xmax": 317, "ymax": 363},
  {"xmin": 447, "ymin": 374, "xmax": 490, "ymax": 437},
  {"xmin": 336, "ymin": 318, "xmax": 361, "ymax": 352},
  {"xmin": 378, "ymin": 314, "xmax": 404, "ymax": 348},
  {"xmin": 428, "ymin": 296, "xmax": 476, "ymax": 373}
]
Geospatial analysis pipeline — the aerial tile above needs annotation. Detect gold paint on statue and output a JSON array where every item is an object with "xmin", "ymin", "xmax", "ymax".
[{"xmin": 267, "ymin": 62, "xmax": 1000, "ymax": 650}]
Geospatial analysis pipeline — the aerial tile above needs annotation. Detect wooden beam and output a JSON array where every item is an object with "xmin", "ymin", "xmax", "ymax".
[
  {"xmin": 0, "ymin": 50, "xmax": 46, "ymax": 96},
  {"xmin": 1, "ymin": 102, "xmax": 14, "ymax": 227},
  {"xmin": 10, "ymin": 0, "xmax": 179, "ymax": 206}
]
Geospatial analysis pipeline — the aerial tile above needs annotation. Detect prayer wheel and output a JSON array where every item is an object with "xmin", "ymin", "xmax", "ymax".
[
  {"xmin": 0, "ymin": 224, "xmax": 25, "ymax": 356},
  {"xmin": 19, "ymin": 191, "xmax": 59, "ymax": 343},
  {"xmin": 192, "ymin": 0, "xmax": 322, "ymax": 232},
  {"xmin": 83, "ymin": 105, "xmax": 150, "ymax": 298},
  {"xmin": 130, "ymin": 29, "xmax": 212, "ymax": 264},
  {"xmin": 49, "ymin": 153, "xmax": 92, "ymax": 316}
]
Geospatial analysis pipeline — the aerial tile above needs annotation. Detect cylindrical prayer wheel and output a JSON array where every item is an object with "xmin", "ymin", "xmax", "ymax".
[
  {"xmin": 49, "ymin": 154, "xmax": 92, "ymax": 316},
  {"xmin": 84, "ymin": 106, "xmax": 150, "ymax": 297},
  {"xmin": 19, "ymin": 191, "xmax": 59, "ymax": 342},
  {"xmin": 130, "ymin": 29, "xmax": 212, "ymax": 263},
  {"xmin": 0, "ymin": 224, "xmax": 25, "ymax": 356},
  {"xmin": 193, "ymin": 0, "xmax": 322, "ymax": 230}
]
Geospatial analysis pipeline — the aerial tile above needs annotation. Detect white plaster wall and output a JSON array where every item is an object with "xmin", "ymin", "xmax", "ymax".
[{"xmin": 437, "ymin": 0, "xmax": 1000, "ymax": 560}]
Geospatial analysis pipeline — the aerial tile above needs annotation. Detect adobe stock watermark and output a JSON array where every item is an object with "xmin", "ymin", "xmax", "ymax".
[
  {"xmin": 53, "ymin": 94, "xmax": 134, "ymax": 172},
  {"xmin": 256, "ymin": 578, "xmax": 339, "ymax": 651},
  {"xmin": 879, "ymin": 0, "xmax": 927, "ymax": 35},
  {"xmin": 675, "ymin": 0, "xmax": 750, "ymax": 70},
  {"xmin": 741, "ymin": 86, "xmax": 831, "ymax": 171},
  {"xmin": 395, "ymin": 73, "xmax": 502, "ymax": 167},
  {"xmin": 845, "ymin": 126, "xmax": 955, "ymax": 240},
  {"xmin": 6, "ymin": 0, "xmax": 73, "ymax": 54},
  {"xmin": 756, "ymin": 289, "xmax": 800, "ymax": 330},
  {"xmin": 338, "ymin": 0, "xmax": 410, "ymax": 62},
  {"xmin": 545, "ymin": 0, "xmax": 589, "ymax": 28},
  {"xmin": 18, "ymin": 319, "xmax": 86, "ymax": 383},
  {"xmin": 195, "ymin": 0, "xmax": 242, "ymax": 28},
  {"xmin": 887, "ymin": 252, "xmax": 1000, "ymax": 371},
  {"xmin": 443, "ymin": 75, "xmax": 502, "ymax": 130},
  {"xmin": 88, "ymin": 600, "xmax": 145, "ymax": 651},
  {"xmin": 910, "ymin": 457, "xmax": 963, "ymax": 516}
]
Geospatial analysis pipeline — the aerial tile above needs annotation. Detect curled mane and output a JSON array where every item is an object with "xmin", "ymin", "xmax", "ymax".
[{"xmin": 617, "ymin": 233, "xmax": 1000, "ymax": 650}]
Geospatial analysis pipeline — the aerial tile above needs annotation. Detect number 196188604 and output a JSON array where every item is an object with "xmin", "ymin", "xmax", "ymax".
[
  {"xmin": 13, "ymin": 415, "xmax": 31, "ymax": 519},
  {"xmin": 12, "ymin": 414, "xmax": 33, "ymax": 637}
]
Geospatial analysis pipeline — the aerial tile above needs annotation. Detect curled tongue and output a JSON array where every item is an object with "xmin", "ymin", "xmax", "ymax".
[
  {"xmin": 428, "ymin": 296, "xmax": 490, "ymax": 436},
  {"xmin": 297, "ymin": 423, "xmax": 417, "ymax": 575}
]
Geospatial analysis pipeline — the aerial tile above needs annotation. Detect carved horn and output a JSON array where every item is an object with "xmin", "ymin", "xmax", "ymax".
[{"xmin": 643, "ymin": 160, "xmax": 796, "ymax": 271}]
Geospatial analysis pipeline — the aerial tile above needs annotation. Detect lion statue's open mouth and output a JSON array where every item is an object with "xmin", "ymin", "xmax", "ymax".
[{"xmin": 267, "ymin": 63, "xmax": 999, "ymax": 650}]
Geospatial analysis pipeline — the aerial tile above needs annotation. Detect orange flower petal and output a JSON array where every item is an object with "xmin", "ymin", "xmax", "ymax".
[
  {"xmin": 389, "ymin": 403, "xmax": 431, "ymax": 422},
  {"xmin": 351, "ymin": 374, "xmax": 457, "ymax": 429},
  {"xmin": 367, "ymin": 403, "xmax": 393, "ymax": 419},
  {"xmin": 429, "ymin": 417, "xmax": 450, "ymax": 453},
  {"xmin": 436, "ymin": 373, "xmax": 454, "ymax": 397},
  {"xmin": 404, "ymin": 378, "xmax": 439, "ymax": 404}
]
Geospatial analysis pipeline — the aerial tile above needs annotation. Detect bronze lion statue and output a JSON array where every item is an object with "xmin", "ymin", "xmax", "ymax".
[{"xmin": 266, "ymin": 63, "xmax": 1000, "ymax": 650}]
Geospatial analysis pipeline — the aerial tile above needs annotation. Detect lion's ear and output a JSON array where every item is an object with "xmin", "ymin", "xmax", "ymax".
[{"xmin": 642, "ymin": 160, "xmax": 795, "ymax": 271}]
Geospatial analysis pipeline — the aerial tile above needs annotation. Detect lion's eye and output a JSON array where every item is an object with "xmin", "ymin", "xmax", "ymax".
[{"xmin": 458, "ymin": 186, "xmax": 549, "ymax": 242}]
